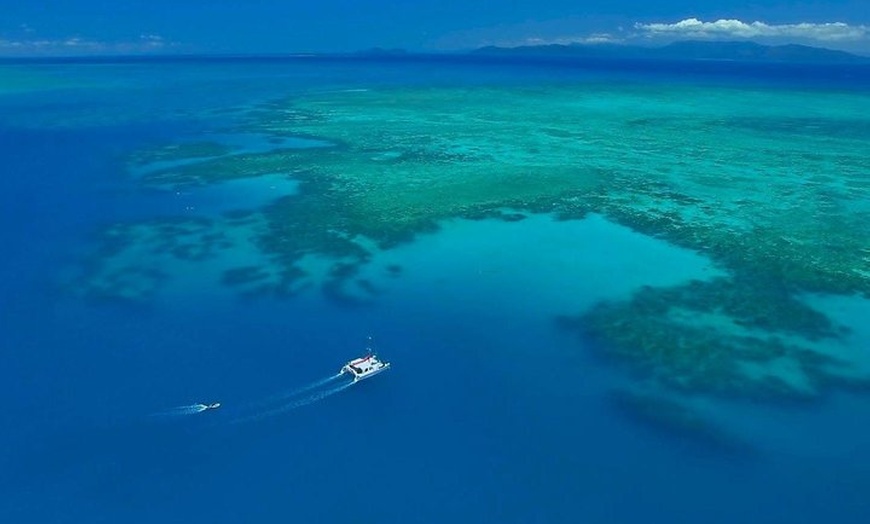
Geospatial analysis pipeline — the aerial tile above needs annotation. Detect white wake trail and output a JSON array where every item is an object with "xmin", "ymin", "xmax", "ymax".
[
  {"xmin": 270, "ymin": 372, "xmax": 345, "ymax": 402},
  {"xmin": 242, "ymin": 372, "xmax": 345, "ymax": 413},
  {"xmin": 150, "ymin": 404, "xmax": 209, "ymax": 418},
  {"xmin": 231, "ymin": 378, "xmax": 354, "ymax": 424}
]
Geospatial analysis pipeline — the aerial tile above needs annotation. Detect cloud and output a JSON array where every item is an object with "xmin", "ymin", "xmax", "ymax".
[
  {"xmin": 508, "ymin": 19, "xmax": 870, "ymax": 52},
  {"xmin": 581, "ymin": 33, "xmax": 623, "ymax": 44},
  {"xmin": 139, "ymin": 34, "xmax": 166, "ymax": 46},
  {"xmin": 521, "ymin": 33, "xmax": 623, "ymax": 46},
  {"xmin": 0, "ymin": 33, "xmax": 175, "ymax": 56},
  {"xmin": 635, "ymin": 18, "xmax": 869, "ymax": 42}
]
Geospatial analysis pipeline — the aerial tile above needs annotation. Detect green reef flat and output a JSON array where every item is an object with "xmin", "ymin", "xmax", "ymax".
[{"xmin": 75, "ymin": 78, "xmax": 870, "ymax": 404}]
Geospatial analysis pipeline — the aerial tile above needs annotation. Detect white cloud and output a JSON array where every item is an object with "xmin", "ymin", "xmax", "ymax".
[
  {"xmin": 578, "ymin": 33, "xmax": 623, "ymax": 44},
  {"xmin": 0, "ymin": 33, "xmax": 174, "ymax": 55},
  {"xmin": 139, "ymin": 34, "xmax": 165, "ymax": 45},
  {"xmin": 635, "ymin": 18, "xmax": 869, "ymax": 42},
  {"xmin": 519, "ymin": 33, "xmax": 623, "ymax": 46}
]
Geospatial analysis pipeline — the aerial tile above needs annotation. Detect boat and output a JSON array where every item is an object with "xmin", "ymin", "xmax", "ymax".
[
  {"xmin": 204, "ymin": 402, "xmax": 221, "ymax": 410},
  {"xmin": 340, "ymin": 352, "xmax": 391, "ymax": 383}
]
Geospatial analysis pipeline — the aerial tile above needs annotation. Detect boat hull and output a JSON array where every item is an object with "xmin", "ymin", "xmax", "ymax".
[{"xmin": 341, "ymin": 362, "xmax": 390, "ymax": 382}]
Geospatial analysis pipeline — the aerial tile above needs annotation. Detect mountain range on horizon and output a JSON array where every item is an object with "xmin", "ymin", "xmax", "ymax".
[
  {"xmin": 471, "ymin": 40, "xmax": 869, "ymax": 63},
  {"xmin": 3, "ymin": 40, "xmax": 868, "ymax": 64}
]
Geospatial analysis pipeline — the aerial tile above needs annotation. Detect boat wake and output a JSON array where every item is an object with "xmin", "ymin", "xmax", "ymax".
[
  {"xmin": 152, "ymin": 350, "xmax": 388, "ymax": 426},
  {"xmin": 150, "ymin": 404, "xmax": 210, "ymax": 418},
  {"xmin": 230, "ymin": 374, "xmax": 355, "ymax": 424},
  {"xmin": 261, "ymin": 372, "xmax": 346, "ymax": 405}
]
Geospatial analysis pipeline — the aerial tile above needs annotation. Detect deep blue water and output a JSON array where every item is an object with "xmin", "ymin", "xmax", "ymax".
[{"xmin": 2, "ymin": 57, "xmax": 870, "ymax": 523}]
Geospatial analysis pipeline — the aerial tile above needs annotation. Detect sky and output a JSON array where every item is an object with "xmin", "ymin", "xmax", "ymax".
[{"xmin": 0, "ymin": 0, "xmax": 869, "ymax": 56}]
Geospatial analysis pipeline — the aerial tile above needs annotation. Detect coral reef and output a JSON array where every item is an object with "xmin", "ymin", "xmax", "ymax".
[
  {"xmin": 128, "ymin": 141, "xmax": 233, "ymax": 167},
  {"xmin": 560, "ymin": 277, "xmax": 867, "ymax": 400},
  {"xmin": 76, "ymin": 82, "xmax": 870, "ymax": 402},
  {"xmin": 609, "ymin": 387, "xmax": 754, "ymax": 455}
]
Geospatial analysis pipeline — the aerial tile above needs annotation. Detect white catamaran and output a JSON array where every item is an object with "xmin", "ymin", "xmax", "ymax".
[{"xmin": 340, "ymin": 351, "xmax": 391, "ymax": 383}]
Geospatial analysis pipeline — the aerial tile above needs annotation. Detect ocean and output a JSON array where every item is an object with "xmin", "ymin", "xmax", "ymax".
[{"xmin": 1, "ymin": 55, "xmax": 869, "ymax": 523}]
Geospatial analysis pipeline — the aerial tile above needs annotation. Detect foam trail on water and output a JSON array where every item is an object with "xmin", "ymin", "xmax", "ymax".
[
  {"xmin": 239, "ymin": 372, "xmax": 345, "ymax": 414},
  {"xmin": 268, "ymin": 380, "xmax": 354, "ymax": 415},
  {"xmin": 232, "ymin": 378, "xmax": 354, "ymax": 424},
  {"xmin": 151, "ymin": 404, "xmax": 209, "ymax": 417},
  {"xmin": 270, "ymin": 372, "xmax": 345, "ymax": 402}
]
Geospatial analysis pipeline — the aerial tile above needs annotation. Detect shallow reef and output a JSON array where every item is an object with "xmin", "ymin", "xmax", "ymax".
[
  {"xmin": 242, "ymin": 86, "xmax": 867, "ymax": 299},
  {"xmin": 77, "ymin": 81, "xmax": 870, "ymax": 403},
  {"xmin": 127, "ymin": 141, "xmax": 234, "ymax": 167},
  {"xmin": 70, "ymin": 213, "xmax": 280, "ymax": 301},
  {"xmin": 609, "ymin": 387, "xmax": 754, "ymax": 455},
  {"xmin": 560, "ymin": 277, "xmax": 869, "ymax": 400},
  {"xmin": 138, "ymin": 148, "xmax": 309, "ymax": 188}
]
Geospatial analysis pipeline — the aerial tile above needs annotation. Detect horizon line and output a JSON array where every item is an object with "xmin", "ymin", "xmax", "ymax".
[{"xmin": 1, "ymin": 41, "xmax": 868, "ymax": 63}]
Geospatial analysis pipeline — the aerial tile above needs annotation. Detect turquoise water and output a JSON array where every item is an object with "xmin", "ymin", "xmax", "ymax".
[{"xmin": 2, "ymin": 56, "xmax": 870, "ymax": 523}]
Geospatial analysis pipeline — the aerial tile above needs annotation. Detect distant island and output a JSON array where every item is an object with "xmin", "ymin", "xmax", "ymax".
[{"xmin": 472, "ymin": 40, "xmax": 869, "ymax": 64}]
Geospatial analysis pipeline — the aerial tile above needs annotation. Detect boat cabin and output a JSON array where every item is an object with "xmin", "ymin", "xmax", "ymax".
[{"xmin": 341, "ymin": 353, "xmax": 390, "ymax": 382}]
